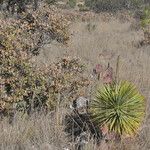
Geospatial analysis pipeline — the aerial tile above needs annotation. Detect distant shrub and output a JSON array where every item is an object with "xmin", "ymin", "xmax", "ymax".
[
  {"xmin": 1, "ymin": 0, "xmax": 39, "ymax": 13},
  {"xmin": 141, "ymin": 6, "xmax": 150, "ymax": 27},
  {"xmin": 45, "ymin": 0, "xmax": 56, "ymax": 5},
  {"xmin": 85, "ymin": 0, "xmax": 144, "ymax": 12},
  {"xmin": 67, "ymin": 0, "xmax": 76, "ymax": 8},
  {"xmin": 78, "ymin": 4, "xmax": 89, "ymax": 11},
  {"xmin": 138, "ymin": 6, "xmax": 150, "ymax": 46}
]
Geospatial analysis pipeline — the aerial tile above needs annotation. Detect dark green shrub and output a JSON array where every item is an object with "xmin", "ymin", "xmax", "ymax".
[
  {"xmin": 85, "ymin": 0, "xmax": 144, "ymax": 12},
  {"xmin": 3, "ymin": 0, "xmax": 39, "ymax": 13}
]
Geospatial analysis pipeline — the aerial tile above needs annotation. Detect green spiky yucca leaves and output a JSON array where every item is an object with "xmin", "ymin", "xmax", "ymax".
[{"xmin": 91, "ymin": 81, "xmax": 145, "ymax": 136}]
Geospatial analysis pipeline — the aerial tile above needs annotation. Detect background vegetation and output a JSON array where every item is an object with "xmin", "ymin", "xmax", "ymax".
[
  {"xmin": 0, "ymin": 0, "xmax": 150, "ymax": 150},
  {"xmin": 85, "ymin": 0, "xmax": 145, "ymax": 12}
]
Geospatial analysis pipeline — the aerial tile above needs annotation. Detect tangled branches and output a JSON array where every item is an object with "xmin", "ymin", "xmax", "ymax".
[{"xmin": 0, "ymin": 5, "xmax": 70, "ymax": 56}]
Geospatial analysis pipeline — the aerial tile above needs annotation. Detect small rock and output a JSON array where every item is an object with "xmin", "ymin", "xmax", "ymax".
[
  {"xmin": 76, "ymin": 96, "xmax": 89, "ymax": 109},
  {"xmin": 71, "ymin": 96, "xmax": 89, "ymax": 114}
]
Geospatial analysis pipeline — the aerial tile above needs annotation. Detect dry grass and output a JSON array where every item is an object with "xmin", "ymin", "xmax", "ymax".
[
  {"xmin": 32, "ymin": 12, "xmax": 150, "ymax": 149},
  {"xmin": 1, "ymin": 10, "xmax": 150, "ymax": 150},
  {"xmin": 0, "ymin": 110, "xmax": 148, "ymax": 150},
  {"xmin": 0, "ymin": 110, "xmax": 70, "ymax": 150},
  {"xmin": 35, "ymin": 11, "xmax": 150, "ymax": 98}
]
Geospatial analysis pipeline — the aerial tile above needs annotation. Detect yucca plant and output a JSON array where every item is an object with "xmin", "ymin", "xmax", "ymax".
[{"xmin": 90, "ymin": 81, "xmax": 145, "ymax": 138}]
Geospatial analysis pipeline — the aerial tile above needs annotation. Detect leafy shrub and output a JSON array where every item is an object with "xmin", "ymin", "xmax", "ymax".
[
  {"xmin": 0, "ymin": 5, "xmax": 70, "ymax": 56},
  {"xmin": 0, "ymin": 29, "xmax": 53, "ymax": 112},
  {"xmin": 85, "ymin": 0, "xmax": 144, "ymax": 12},
  {"xmin": 0, "ymin": 5, "xmax": 91, "ymax": 116},
  {"xmin": 90, "ymin": 81, "xmax": 145, "ymax": 138},
  {"xmin": 0, "ymin": 33, "xmax": 90, "ymax": 116},
  {"xmin": 46, "ymin": 56, "xmax": 90, "ymax": 108},
  {"xmin": 0, "ymin": 32, "xmax": 90, "ymax": 114}
]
